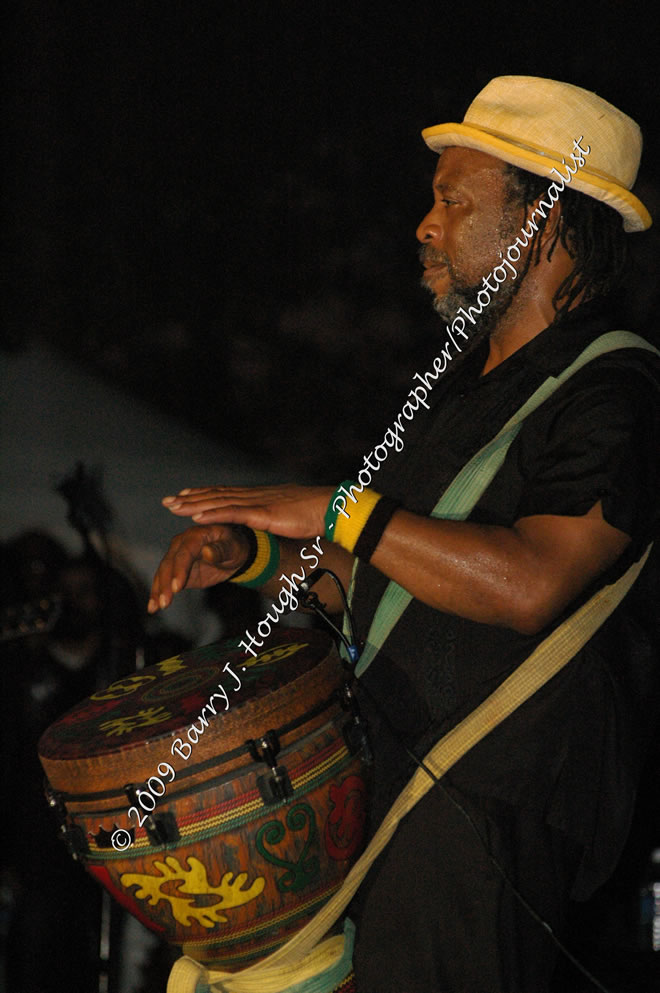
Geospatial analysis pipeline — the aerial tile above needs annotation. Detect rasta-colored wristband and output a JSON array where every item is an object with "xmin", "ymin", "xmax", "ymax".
[
  {"xmin": 325, "ymin": 481, "xmax": 400, "ymax": 561},
  {"xmin": 228, "ymin": 527, "xmax": 281, "ymax": 587},
  {"xmin": 324, "ymin": 481, "xmax": 358, "ymax": 539}
]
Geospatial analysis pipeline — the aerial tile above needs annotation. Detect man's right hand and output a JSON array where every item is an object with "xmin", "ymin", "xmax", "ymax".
[{"xmin": 147, "ymin": 525, "xmax": 251, "ymax": 613}]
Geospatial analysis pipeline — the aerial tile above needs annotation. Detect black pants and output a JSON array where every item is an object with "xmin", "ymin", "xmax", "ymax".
[{"xmin": 351, "ymin": 784, "xmax": 581, "ymax": 993}]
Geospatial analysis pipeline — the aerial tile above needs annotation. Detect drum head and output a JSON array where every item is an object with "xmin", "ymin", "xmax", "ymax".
[{"xmin": 39, "ymin": 627, "xmax": 341, "ymax": 795}]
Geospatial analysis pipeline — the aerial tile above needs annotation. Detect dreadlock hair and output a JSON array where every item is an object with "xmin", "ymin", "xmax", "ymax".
[{"xmin": 503, "ymin": 164, "xmax": 629, "ymax": 324}]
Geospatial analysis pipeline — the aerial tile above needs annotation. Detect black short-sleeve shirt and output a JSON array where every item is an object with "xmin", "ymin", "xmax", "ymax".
[{"xmin": 351, "ymin": 300, "xmax": 660, "ymax": 897}]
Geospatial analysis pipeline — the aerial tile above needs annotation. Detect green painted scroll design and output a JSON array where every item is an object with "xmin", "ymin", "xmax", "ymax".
[{"xmin": 255, "ymin": 802, "xmax": 320, "ymax": 894}]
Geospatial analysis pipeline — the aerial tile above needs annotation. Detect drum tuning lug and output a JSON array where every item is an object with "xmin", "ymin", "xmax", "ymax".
[
  {"xmin": 339, "ymin": 682, "xmax": 373, "ymax": 763},
  {"xmin": 145, "ymin": 812, "xmax": 180, "ymax": 847},
  {"xmin": 257, "ymin": 764, "xmax": 294, "ymax": 805},
  {"xmin": 62, "ymin": 824, "xmax": 89, "ymax": 861},
  {"xmin": 123, "ymin": 784, "xmax": 180, "ymax": 846},
  {"xmin": 43, "ymin": 780, "xmax": 89, "ymax": 859},
  {"xmin": 123, "ymin": 783, "xmax": 140, "ymax": 806},
  {"xmin": 43, "ymin": 778, "xmax": 67, "ymax": 818},
  {"xmin": 339, "ymin": 680, "xmax": 360, "ymax": 712},
  {"xmin": 247, "ymin": 731, "xmax": 294, "ymax": 805},
  {"xmin": 342, "ymin": 716, "xmax": 373, "ymax": 764},
  {"xmin": 247, "ymin": 730, "xmax": 281, "ymax": 766}
]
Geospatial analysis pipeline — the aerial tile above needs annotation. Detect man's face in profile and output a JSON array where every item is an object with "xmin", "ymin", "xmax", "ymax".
[{"xmin": 417, "ymin": 146, "xmax": 526, "ymax": 333}]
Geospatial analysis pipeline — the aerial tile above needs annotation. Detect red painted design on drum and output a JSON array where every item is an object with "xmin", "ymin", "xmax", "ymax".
[
  {"xmin": 53, "ymin": 696, "xmax": 119, "ymax": 726},
  {"xmin": 324, "ymin": 775, "xmax": 367, "ymax": 862},
  {"xmin": 87, "ymin": 864, "xmax": 168, "ymax": 935}
]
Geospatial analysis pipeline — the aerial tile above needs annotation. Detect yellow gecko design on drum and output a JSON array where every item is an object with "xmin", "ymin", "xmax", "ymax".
[
  {"xmin": 120, "ymin": 855, "xmax": 265, "ymax": 927},
  {"xmin": 98, "ymin": 705, "xmax": 172, "ymax": 736}
]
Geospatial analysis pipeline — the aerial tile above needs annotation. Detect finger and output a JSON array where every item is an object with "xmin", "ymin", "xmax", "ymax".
[
  {"xmin": 162, "ymin": 485, "xmax": 262, "ymax": 505},
  {"xmin": 162, "ymin": 492, "xmax": 214, "ymax": 509},
  {"xmin": 148, "ymin": 551, "xmax": 181, "ymax": 613},
  {"xmin": 163, "ymin": 495, "xmax": 232, "ymax": 514},
  {"xmin": 164, "ymin": 498, "xmax": 227, "ymax": 515},
  {"xmin": 201, "ymin": 541, "xmax": 230, "ymax": 566},
  {"xmin": 162, "ymin": 485, "xmax": 295, "ymax": 512},
  {"xmin": 190, "ymin": 505, "xmax": 273, "ymax": 530},
  {"xmin": 162, "ymin": 486, "xmax": 222, "ymax": 505},
  {"xmin": 165, "ymin": 495, "xmax": 289, "ymax": 523},
  {"xmin": 148, "ymin": 530, "xmax": 206, "ymax": 611},
  {"xmin": 148, "ymin": 548, "xmax": 175, "ymax": 611}
]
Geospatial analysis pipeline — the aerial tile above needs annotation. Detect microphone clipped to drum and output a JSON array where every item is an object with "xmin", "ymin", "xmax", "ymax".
[{"xmin": 38, "ymin": 627, "xmax": 371, "ymax": 973}]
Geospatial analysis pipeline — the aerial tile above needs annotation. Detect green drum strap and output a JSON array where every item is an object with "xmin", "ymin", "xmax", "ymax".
[
  {"xmin": 349, "ymin": 331, "xmax": 659, "ymax": 677},
  {"xmin": 167, "ymin": 918, "xmax": 355, "ymax": 993}
]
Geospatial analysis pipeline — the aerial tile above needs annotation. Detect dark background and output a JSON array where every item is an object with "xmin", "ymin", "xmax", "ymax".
[
  {"xmin": 4, "ymin": 0, "xmax": 659, "ymax": 478},
  {"xmin": 2, "ymin": 3, "xmax": 659, "ymax": 990}
]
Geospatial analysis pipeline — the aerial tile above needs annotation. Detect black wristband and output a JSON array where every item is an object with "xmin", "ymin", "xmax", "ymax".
[
  {"xmin": 353, "ymin": 496, "xmax": 401, "ymax": 562},
  {"xmin": 227, "ymin": 526, "xmax": 258, "ymax": 580}
]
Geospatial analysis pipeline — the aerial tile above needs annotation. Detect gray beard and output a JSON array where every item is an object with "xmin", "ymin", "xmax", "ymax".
[{"xmin": 420, "ymin": 258, "xmax": 523, "ymax": 342}]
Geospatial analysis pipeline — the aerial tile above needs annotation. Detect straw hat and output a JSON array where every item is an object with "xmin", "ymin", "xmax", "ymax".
[{"xmin": 422, "ymin": 76, "xmax": 651, "ymax": 232}]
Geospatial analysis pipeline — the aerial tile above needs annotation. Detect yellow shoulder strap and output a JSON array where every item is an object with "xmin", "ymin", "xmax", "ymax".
[{"xmin": 167, "ymin": 543, "xmax": 652, "ymax": 992}]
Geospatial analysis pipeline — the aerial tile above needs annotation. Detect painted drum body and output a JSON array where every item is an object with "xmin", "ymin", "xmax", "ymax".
[{"xmin": 38, "ymin": 629, "xmax": 369, "ymax": 970}]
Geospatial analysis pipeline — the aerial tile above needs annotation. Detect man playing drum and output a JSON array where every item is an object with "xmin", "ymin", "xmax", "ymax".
[{"xmin": 149, "ymin": 76, "xmax": 660, "ymax": 992}]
